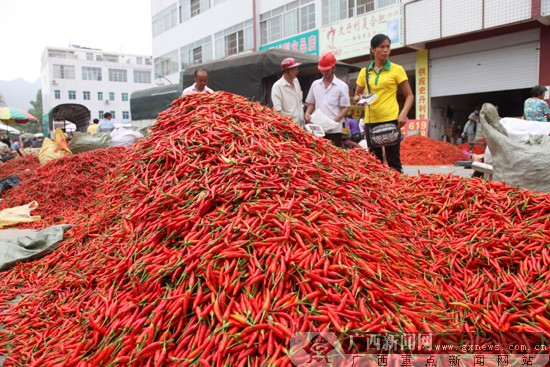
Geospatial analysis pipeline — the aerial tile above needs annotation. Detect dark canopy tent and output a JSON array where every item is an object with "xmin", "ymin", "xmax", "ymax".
[
  {"xmin": 130, "ymin": 49, "xmax": 360, "ymax": 121},
  {"xmin": 130, "ymin": 84, "xmax": 182, "ymax": 121},
  {"xmin": 181, "ymin": 49, "xmax": 361, "ymax": 106}
]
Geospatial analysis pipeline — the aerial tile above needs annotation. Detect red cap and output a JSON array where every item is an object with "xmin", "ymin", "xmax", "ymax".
[
  {"xmin": 318, "ymin": 52, "xmax": 337, "ymax": 71},
  {"xmin": 281, "ymin": 58, "xmax": 301, "ymax": 70}
]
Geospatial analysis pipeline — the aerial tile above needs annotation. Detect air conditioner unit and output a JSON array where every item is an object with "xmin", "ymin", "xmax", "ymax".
[
  {"xmin": 51, "ymin": 80, "xmax": 58, "ymax": 85},
  {"xmin": 105, "ymin": 100, "xmax": 110, "ymax": 105}
]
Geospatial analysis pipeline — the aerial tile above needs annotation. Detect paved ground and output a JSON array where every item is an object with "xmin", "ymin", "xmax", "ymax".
[{"xmin": 403, "ymin": 165, "xmax": 474, "ymax": 178}]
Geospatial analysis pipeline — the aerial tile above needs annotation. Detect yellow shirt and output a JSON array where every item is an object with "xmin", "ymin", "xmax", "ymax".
[
  {"xmin": 87, "ymin": 124, "xmax": 99, "ymax": 134},
  {"xmin": 356, "ymin": 60, "xmax": 408, "ymax": 123}
]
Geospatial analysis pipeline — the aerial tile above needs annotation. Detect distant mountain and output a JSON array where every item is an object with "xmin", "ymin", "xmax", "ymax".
[{"xmin": 0, "ymin": 78, "xmax": 41, "ymax": 110}]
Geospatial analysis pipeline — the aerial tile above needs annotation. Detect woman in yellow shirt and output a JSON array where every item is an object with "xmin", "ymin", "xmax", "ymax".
[{"xmin": 354, "ymin": 34, "xmax": 414, "ymax": 173}]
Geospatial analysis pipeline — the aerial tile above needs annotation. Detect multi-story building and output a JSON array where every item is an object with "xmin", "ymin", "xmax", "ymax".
[
  {"xmin": 40, "ymin": 45, "xmax": 155, "ymax": 133},
  {"xmin": 151, "ymin": 0, "xmax": 550, "ymax": 140}
]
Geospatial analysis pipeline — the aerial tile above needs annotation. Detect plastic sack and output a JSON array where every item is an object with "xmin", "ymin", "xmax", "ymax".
[
  {"xmin": 68, "ymin": 132, "xmax": 111, "ymax": 154},
  {"xmin": 0, "ymin": 224, "xmax": 71, "ymax": 271},
  {"xmin": 484, "ymin": 117, "xmax": 550, "ymax": 164},
  {"xmin": 0, "ymin": 174, "xmax": 21, "ymax": 196},
  {"xmin": 480, "ymin": 103, "xmax": 550, "ymax": 193},
  {"xmin": 0, "ymin": 201, "xmax": 41, "ymax": 228},
  {"xmin": 109, "ymin": 127, "xmax": 144, "ymax": 148},
  {"xmin": 310, "ymin": 110, "xmax": 339, "ymax": 132},
  {"xmin": 38, "ymin": 128, "xmax": 72, "ymax": 166}
]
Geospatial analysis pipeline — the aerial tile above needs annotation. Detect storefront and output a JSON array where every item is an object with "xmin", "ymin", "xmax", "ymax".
[{"xmin": 428, "ymin": 29, "xmax": 540, "ymax": 141}]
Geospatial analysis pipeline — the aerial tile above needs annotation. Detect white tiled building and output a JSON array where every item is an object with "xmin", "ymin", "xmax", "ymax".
[{"xmin": 40, "ymin": 45, "xmax": 155, "ymax": 133}]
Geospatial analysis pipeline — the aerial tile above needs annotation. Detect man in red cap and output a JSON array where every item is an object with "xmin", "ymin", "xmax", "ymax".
[
  {"xmin": 271, "ymin": 57, "xmax": 305, "ymax": 126},
  {"xmin": 305, "ymin": 52, "xmax": 350, "ymax": 147}
]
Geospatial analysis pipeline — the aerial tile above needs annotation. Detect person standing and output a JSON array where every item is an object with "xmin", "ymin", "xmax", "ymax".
[
  {"xmin": 182, "ymin": 68, "xmax": 213, "ymax": 96},
  {"xmin": 271, "ymin": 58, "xmax": 305, "ymax": 126},
  {"xmin": 523, "ymin": 85, "xmax": 550, "ymax": 122},
  {"xmin": 461, "ymin": 114, "xmax": 477, "ymax": 156},
  {"xmin": 98, "ymin": 112, "xmax": 115, "ymax": 133},
  {"xmin": 353, "ymin": 34, "xmax": 414, "ymax": 173},
  {"xmin": 467, "ymin": 106, "xmax": 482, "ymax": 143},
  {"xmin": 345, "ymin": 114, "xmax": 362, "ymax": 143},
  {"xmin": 87, "ymin": 118, "xmax": 99, "ymax": 134},
  {"xmin": 305, "ymin": 52, "xmax": 350, "ymax": 147}
]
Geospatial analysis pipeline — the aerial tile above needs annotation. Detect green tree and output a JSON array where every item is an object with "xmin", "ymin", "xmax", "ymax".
[{"xmin": 26, "ymin": 89, "xmax": 43, "ymax": 133}]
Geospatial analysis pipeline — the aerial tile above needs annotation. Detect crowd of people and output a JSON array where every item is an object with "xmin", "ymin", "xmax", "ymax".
[
  {"xmin": 178, "ymin": 33, "xmax": 549, "ymax": 174},
  {"xmin": 180, "ymin": 33, "xmax": 414, "ymax": 173}
]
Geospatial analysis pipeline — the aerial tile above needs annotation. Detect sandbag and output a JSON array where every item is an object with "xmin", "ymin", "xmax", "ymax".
[
  {"xmin": 480, "ymin": 103, "xmax": 550, "ymax": 193},
  {"xmin": 38, "ymin": 129, "xmax": 72, "ymax": 166},
  {"xmin": 109, "ymin": 127, "xmax": 144, "ymax": 148},
  {"xmin": 68, "ymin": 132, "xmax": 111, "ymax": 154},
  {"xmin": 484, "ymin": 117, "xmax": 550, "ymax": 164}
]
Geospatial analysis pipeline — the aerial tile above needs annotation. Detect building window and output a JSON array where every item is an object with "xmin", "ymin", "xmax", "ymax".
[
  {"xmin": 137, "ymin": 57, "xmax": 143, "ymax": 65},
  {"xmin": 300, "ymin": 3, "xmax": 315, "ymax": 32},
  {"xmin": 180, "ymin": 0, "xmax": 210, "ymax": 21},
  {"xmin": 134, "ymin": 70, "xmax": 152, "ymax": 83},
  {"xmin": 82, "ymin": 67, "xmax": 102, "ymax": 81},
  {"xmin": 322, "ymin": 0, "xmax": 397, "ymax": 25},
  {"xmin": 260, "ymin": 1, "xmax": 315, "ymax": 44},
  {"xmin": 109, "ymin": 92, "xmax": 115, "ymax": 101},
  {"xmin": 54, "ymin": 90, "xmax": 61, "ymax": 99},
  {"xmin": 322, "ymin": 0, "xmax": 348, "ymax": 25},
  {"xmin": 68, "ymin": 90, "xmax": 76, "ymax": 100},
  {"xmin": 214, "ymin": 20, "xmax": 253, "ymax": 58},
  {"xmin": 99, "ymin": 111, "xmax": 104, "ymax": 119},
  {"xmin": 53, "ymin": 64, "xmax": 75, "ymax": 79},
  {"xmin": 121, "ymin": 93, "xmax": 129, "ymax": 101},
  {"xmin": 104, "ymin": 54, "xmax": 119, "ymax": 63},
  {"xmin": 154, "ymin": 50, "xmax": 179, "ymax": 77},
  {"xmin": 108, "ymin": 69, "xmax": 128, "ymax": 82},
  {"xmin": 86, "ymin": 53, "xmax": 94, "ymax": 61},
  {"xmin": 83, "ymin": 91, "xmax": 91, "ymax": 100},
  {"xmin": 180, "ymin": 36, "xmax": 212, "ymax": 69},
  {"xmin": 122, "ymin": 111, "xmax": 130, "ymax": 120},
  {"xmin": 110, "ymin": 111, "xmax": 116, "ymax": 119},
  {"xmin": 153, "ymin": 4, "xmax": 178, "ymax": 36},
  {"xmin": 191, "ymin": 0, "xmax": 201, "ymax": 16},
  {"xmin": 226, "ymin": 30, "xmax": 244, "ymax": 56},
  {"xmin": 98, "ymin": 92, "xmax": 103, "ymax": 101}
]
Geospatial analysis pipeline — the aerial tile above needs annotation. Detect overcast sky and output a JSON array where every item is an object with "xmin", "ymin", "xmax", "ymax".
[{"xmin": 0, "ymin": 0, "xmax": 153, "ymax": 83}]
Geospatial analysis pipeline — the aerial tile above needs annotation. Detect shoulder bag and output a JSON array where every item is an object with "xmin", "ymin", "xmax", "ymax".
[{"xmin": 365, "ymin": 69, "xmax": 400, "ymax": 147}]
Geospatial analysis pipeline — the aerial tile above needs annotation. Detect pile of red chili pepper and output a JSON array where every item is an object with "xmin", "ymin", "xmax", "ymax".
[
  {"xmin": 0, "ymin": 147, "xmax": 127, "ymax": 228},
  {"xmin": 456, "ymin": 141, "xmax": 487, "ymax": 155},
  {"xmin": 0, "ymin": 154, "xmax": 40, "ymax": 185},
  {"xmin": 0, "ymin": 92, "xmax": 549, "ymax": 366},
  {"xmin": 401, "ymin": 135, "xmax": 470, "ymax": 165}
]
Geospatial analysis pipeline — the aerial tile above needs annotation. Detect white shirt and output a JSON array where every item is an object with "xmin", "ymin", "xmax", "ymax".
[
  {"xmin": 182, "ymin": 83, "xmax": 213, "ymax": 96},
  {"xmin": 271, "ymin": 76, "xmax": 304, "ymax": 126},
  {"xmin": 305, "ymin": 76, "xmax": 350, "ymax": 134}
]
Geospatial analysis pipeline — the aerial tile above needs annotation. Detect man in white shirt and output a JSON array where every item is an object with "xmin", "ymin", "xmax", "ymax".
[
  {"xmin": 271, "ymin": 58, "xmax": 305, "ymax": 127},
  {"xmin": 182, "ymin": 68, "xmax": 213, "ymax": 96},
  {"xmin": 305, "ymin": 52, "xmax": 350, "ymax": 147}
]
